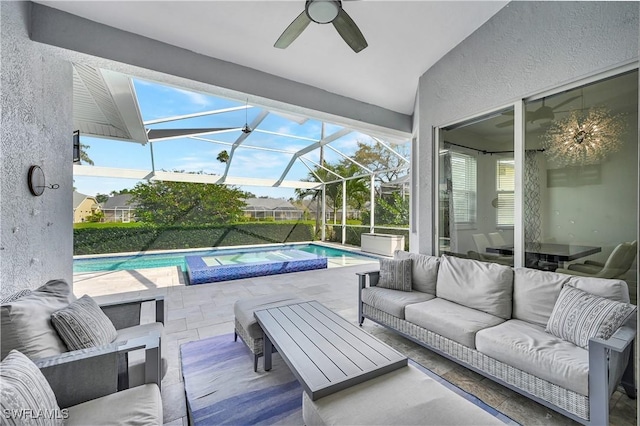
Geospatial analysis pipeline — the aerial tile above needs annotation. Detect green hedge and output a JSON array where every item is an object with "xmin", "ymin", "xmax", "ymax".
[{"xmin": 74, "ymin": 223, "xmax": 315, "ymax": 255}]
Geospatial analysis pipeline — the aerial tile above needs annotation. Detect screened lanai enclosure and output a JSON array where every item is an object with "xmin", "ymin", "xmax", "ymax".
[{"xmin": 72, "ymin": 64, "xmax": 410, "ymax": 247}]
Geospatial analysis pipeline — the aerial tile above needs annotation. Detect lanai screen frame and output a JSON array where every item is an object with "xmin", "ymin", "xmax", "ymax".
[{"xmin": 73, "ymin": 84, "xmax": 411, "ymax": 245}]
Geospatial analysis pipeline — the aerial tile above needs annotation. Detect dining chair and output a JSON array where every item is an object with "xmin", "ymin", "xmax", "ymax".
[
  {"xmin": 471, "ymin": 233, "xmax": 513, "ymax": 265},
  {"xmin": 557, "ymin": 240, "xmax": 637, "ymax": 279},
  {"xmin": 488, "ymin": 232, "xmax": 506, "ymax": 247}
]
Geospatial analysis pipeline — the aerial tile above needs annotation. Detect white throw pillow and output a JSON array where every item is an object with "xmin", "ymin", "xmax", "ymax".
[
  {"xmin": 546, "ymin": 286, "xmax": 636, "ymax": 349},
  {"xmin": 51, "ymin": 295, "xmax": 117, "ymax": 351}
]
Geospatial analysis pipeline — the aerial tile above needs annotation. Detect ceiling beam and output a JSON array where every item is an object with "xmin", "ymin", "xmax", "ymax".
[
  {"xmin": 143, "ymin": 105, "xmax": 253, "ymax": 125},
  {"xmin": 73, "ymin": 165, "xmax": 321, "ymax": 189}
]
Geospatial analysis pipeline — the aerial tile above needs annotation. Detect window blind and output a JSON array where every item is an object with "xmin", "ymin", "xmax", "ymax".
[
  {"xmin": 496, "ymin": 159, "xmax": 515, "ymax": 226},
  {"xmin": 451, "ymin": 152, "xmax": 477, "ymax": 223}
]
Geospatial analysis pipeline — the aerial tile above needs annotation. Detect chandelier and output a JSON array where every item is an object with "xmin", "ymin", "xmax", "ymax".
[{"xmin": 542, "ymin": 107, "xmax": 626, "ymax": 166}]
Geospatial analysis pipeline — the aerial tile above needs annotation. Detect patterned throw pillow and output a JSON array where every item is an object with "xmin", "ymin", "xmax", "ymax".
[
  {"xmin": 0, "ymin": 350, "xmax": 64, "ymax": 426},
  {"xmin": 378, "ymin": 258, "xmax": 412, "ymax": 292},
  {"xmin": 51, "ymin": 295, "xmax": 117, "ymax": 351},
  {"xmin": 546, "ymin": 286, "xmax": 636, "ymax": 349}
]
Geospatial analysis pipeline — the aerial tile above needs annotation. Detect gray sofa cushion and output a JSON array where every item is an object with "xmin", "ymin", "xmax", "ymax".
[
  {"xmin": 436, "ymin": 255, "xmax": 514, "ymax": 319},
  {"xmin": 361, "ymin": 287, "xmax": 434, "ymax": 319},
  {"xmin": 512, "ymin": 268, "xmax": 570, "ymax": 328},
  {"xmin": 1, "ymin": 279, "xmax": 74, "ymax": 359},
  {"xmin": 66, "ymin": 383, "xmax": 162, "ymax": 425},
  {"xmin": 394, "ymin": 251, "xmax": 439, "ymax": 294},
  {"xmin": 565, "ymin": 276, "xmax": 631, "ymax": 303},
  {"xmin": 475, "ymin": 319, "xmax": 589, "ymax": 395},
  {"xmin": 405, "ymin": 298, "xmax": 505, "ymax": 349},
  {"xmin": 302, "ymin": 364, "xmax": 504, "ymax": 426}
]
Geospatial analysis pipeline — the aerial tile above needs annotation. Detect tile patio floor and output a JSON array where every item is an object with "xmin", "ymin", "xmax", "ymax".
[{"xmin": 74, "ymin": 263, "xmax": 637, "ymax": 426}]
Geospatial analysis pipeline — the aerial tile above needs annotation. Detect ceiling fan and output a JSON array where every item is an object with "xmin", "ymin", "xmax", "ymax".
[
  {"xmin": 495, "ymin": 95, "xmax": 581, "ymax": 128},
  {"xmin": 275, "ymin": 0, "xmax": 368, "ymax": 53}
]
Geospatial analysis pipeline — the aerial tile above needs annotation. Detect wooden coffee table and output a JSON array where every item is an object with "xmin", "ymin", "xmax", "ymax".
[{"xmin": 254, "ymin": 300, "xmax": 407, "ymax": 400}]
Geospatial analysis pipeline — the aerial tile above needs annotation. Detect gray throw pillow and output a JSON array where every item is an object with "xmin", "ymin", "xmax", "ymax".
[
  {"xmin": 378, "ymin": 258, "xmax": 412, "ymax": 292},
  {"xmin": 546, "ymin": 286, "xmax": 636, "ymax": 349},
  {"xmin": 0, "ymin": 350, "xmax": 64, "ymax": 426},
  {"xmin": 51, "ymin": 295, "xmax": 117, "ymax": 351},
  {"xmin": 1, "ymin": 279, "xmax": 73, "ymax": 360}
]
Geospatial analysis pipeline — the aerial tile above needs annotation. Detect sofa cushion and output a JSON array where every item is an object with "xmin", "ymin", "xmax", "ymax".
[
  {"xmin": 512, "ymin": 268, "xmax": 570, "ymax": 328},
  {"xmin": 66, "ymin": 383, "xmax": 162, "ymax": 425},
  {"xmin": 436, "ymin": 255, "xmax": 514, "ymax": 319},
  {"xmin": 476, "ymin": 319, "xmax": 589, "ymax": 395},
  {"xmin": 546, "ymin": 286, "xmax": 636, "ymax": 349},
  {"xmin": 405, "ymin": 298, "xmax": 505, "ymax": 349},
  {"xmin": 566, "ymin": 276, "xmax": 630, "ymax": 303},
  {"xmin": 378, "ymin": 258, "xmax": 412, "ymax": 292},
  {"xmin": 394, "ymin": 251, "xmax": 439, "ymax": 294},
  {"xmin": 361, "ymin": 287, "xmax": 434, "ymax": 319},
  {"xmin": 0, "ymin": 350, "xmax": 63, "ymax": 426},
  {"xmin": 51, "ymin": 295, "xmax": 118, "ymax": 351},
  {"xmin": 1, "ymin": 279, "xmax": 74, "ymax": 360}
]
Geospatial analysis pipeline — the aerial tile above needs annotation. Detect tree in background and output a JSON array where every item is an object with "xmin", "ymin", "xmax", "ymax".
[
  {"xmin": 361, "ymin": 192, "xmax": 409, "ymax": 226},
  {"xmin": 216, "ymin": 150, "xmax": 229, "ymax": 163},
  {"xmin": 80, "ymin": 143, "xmax": 95, "ymax": 165},
  {"xmin": 95, "ymin": 193, "xmax": 109, "ymax": 203},
  {"xmin": 351, "ymin": 140, "xmax": 409, "ymax": 183},
  {"xmin": 129, "ymin": 177, "xmax": 248, "ymax": 226}
]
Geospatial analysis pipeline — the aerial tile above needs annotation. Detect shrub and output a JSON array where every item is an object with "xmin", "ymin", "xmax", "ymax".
[{"xmin": 74, "ymin": 222, "xmax": 315, "ymax": 255}]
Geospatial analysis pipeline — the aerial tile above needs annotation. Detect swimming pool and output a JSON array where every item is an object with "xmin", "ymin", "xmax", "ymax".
[{"xmin": 73, "ymin": 243, "xmax": 378, "ymax": 274}]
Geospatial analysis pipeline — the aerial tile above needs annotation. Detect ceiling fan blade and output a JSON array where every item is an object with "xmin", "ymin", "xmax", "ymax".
[
  {"xmin": 552, "ymin": 95, "xmax": 581, "ymax": 111},
  {"xmin": 274, "ymin": 11, "xmax": 311, "ymax": 49},
  {"xmin": 332, "ymin": 9, "xmax": 368, "ymax": 53},
  {"xmin": 147, "ymin": 128, "xmax": 236, "ymax": 140}
]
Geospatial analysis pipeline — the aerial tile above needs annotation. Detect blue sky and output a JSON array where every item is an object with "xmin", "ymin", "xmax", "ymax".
[{"xmin": 73, "ymin": 79, "xmax": 396, "ymax": 199}]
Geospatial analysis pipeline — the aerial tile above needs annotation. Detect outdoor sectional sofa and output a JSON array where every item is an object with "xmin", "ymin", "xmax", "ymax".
[{"xmin": 357, "ymin": 252, "xmax": 637, "ymax": 425}]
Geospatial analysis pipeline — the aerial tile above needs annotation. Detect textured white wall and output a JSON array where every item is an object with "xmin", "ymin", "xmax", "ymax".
[
  {"xmin": 415, "ymin": 1, "xmax": 639, "ymax": 254},
  {"xmin": 0, "ymin": 2, "xmax": 73, "ymax": 296}
]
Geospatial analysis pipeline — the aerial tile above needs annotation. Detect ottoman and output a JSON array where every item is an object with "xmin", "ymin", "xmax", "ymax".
[
  {"xmin": 233, "ymin": 293, "xmax": 303, "ymax": 371},
  {"xmin": 302, "ymin": 364, "xmax": 506, "ymax": 425}
]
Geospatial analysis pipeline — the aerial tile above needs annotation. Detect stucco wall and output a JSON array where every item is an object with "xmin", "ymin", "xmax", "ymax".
[
  {"xmin": 0, "ymin": 2, "xmax": 73, "ymax": 296},
  {"xmin": 414, "ymin": 1, "xmax": 639, "ymax": 254}
]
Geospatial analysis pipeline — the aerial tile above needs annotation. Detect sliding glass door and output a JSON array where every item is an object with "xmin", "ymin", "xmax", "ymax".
[
  {"xmin": 438, "ymin": 110, "xmax": 515, "ymax": 266},
  {"xmin": 437, "ymin": 69, "xmax": 638, "ymax": 304},
  {"xmin": 524, "ymin": 70, "xmax": 638, "ymax": 303}
]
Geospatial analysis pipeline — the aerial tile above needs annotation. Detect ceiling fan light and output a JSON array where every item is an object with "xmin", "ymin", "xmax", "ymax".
[{"xmin": 306, "ymin": 0, "xmax": 340, "ymax": 24}]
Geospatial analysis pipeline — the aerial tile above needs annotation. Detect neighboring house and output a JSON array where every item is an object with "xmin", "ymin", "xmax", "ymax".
[
  {"xmin": 243, "ymin": 198, "xmax": 303, "ymax": 221},
  {"xmin": 73, "ymin": 191, "xmax": 100, "ymax": 223},
  {"xmin": 101, "ymin": 194, "xmax": 137, "ymax": 223}
]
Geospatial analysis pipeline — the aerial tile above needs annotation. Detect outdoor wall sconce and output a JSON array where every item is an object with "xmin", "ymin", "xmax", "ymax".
[{"xmin": 28, "ymin": 165, "xmax": 59, "ymax": 196}]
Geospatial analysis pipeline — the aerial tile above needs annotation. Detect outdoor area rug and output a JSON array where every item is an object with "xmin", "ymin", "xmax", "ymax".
[{"xmin": 180, "ymin": 333, "xmax": 519, "ymax": 425}]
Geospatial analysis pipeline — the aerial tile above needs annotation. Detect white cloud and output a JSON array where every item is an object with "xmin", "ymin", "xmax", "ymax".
[{"xmin": 171, "ymin": 88, "xmax": 213, "ymax": 108}]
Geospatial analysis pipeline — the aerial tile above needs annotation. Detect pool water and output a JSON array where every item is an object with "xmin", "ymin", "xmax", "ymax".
[{"xmin": 73, "ymin": 244, "xmax": 377, "ymax": 273}]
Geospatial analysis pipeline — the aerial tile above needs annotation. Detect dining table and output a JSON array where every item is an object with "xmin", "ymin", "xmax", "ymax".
[{"xmin": 486, "ymin": 242, "xmax": 601, "ymax": 271}]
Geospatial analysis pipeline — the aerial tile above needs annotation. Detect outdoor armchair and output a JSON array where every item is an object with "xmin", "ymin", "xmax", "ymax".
[{"xmin": 1, "ymin": 280, "xmax": 166, "ymax": 393}]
